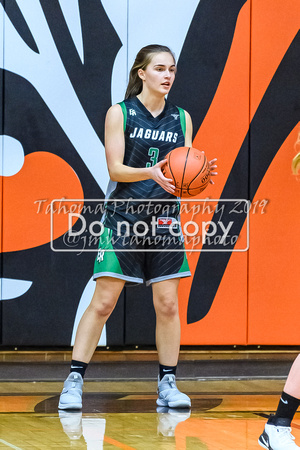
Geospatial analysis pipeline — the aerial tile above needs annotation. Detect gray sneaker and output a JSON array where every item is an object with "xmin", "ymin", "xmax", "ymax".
[
  {"xmin": 157, "ymin": 374, "xmax": 191, "ymax": 408},
  {"xmin": 58, "ymin": 372, "xmax": 83, "ymax": 410}
]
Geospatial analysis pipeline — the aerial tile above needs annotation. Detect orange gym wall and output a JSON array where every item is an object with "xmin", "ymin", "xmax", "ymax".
[
  {"xmin": 177, "ymin": 0, "xmax": 300, "ymax": 345},
  {"xmin": 178, "ymin": 1, "xmax": 251, "ymax": 345},
  {"xmin": 248, "ymin": 1, "xmax": 300, "ymax": 344},
  {"xmin": 0, "ymin": 0, "xmax": 299, "ymax": 346}
]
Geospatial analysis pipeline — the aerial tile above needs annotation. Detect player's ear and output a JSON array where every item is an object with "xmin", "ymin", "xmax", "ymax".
[{"xmin": 138, "ymin": 68, "xmax": 145, "ymax": 81}]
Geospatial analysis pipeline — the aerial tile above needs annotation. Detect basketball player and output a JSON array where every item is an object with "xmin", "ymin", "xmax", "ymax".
[
  {"xmin": 259, "ymin": 151, "xmax": 300, "ymax": 449},
  {"xmin": 58, "ymin": 44, "xmax": 217, "ymax": 410}
]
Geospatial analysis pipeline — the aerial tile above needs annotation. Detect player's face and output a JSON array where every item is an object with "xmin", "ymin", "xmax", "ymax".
[{"xmin": 139, "ymin": 52, "xmax": 176, "ymax": 96}]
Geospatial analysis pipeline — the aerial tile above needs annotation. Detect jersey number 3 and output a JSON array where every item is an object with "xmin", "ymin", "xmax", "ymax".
[{"xmin": 146, "ymin": 147, "xmax": 159, "ymax": 167}]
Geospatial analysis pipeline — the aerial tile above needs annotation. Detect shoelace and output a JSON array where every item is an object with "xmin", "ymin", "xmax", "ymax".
[
  {"xmin": 276, "ymin": 426, "xmax": 296, "ymax": 445},
  {"xmin": 70, "ymin": 378, "xmax": 81, "ymax": 389},
  {"xmin": 168, "ymin": 379, "xmax": 176, "ymax": 389},
  {"xmin": 70, "ymin": 375, "xmax": 81, "ymax": 386},
  {"xmin": 163, "ymin": 375, "xmax": 176, "ymax": 389},
  {"xmin": 158, "ymin": 376, "xmax": 177, "ymax": 394}
]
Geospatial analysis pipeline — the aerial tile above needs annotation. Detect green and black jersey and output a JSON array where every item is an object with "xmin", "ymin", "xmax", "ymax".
[{"xmin": 103, "ymin": 96, "xmax": 186, "ymax": 232}]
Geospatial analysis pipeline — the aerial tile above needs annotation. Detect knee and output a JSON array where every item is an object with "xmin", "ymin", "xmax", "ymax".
[
  {"xmin": 155, "ymin": 295, "xmax": 178, "ymax": 319},
  {"xmin": 89, "ymin": 278, "xmax": 123, "ymax": 318},
  {"xmin": 90, "ymin": 297, "xmax": 115, "ymax": 318}
]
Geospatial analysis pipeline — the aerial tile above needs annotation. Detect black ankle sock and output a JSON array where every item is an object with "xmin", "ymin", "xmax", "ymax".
[
  {"xmin": 271, "ymin": 391, "xmax": 300, "ymax": 426},
  {"xmin": 70, "ymin": 360, "xmax": 88, "ymax": 378},
  {"xmin": 159, "ymin": 364, "xmax": 177, "ymax": 381}
]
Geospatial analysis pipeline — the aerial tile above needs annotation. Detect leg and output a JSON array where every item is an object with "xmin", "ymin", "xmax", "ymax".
[
  {"xmin": 283, "ymin": 355, "xmax": 300, "ymax": 399},
  {"xmin": 153, "ymin": 278, "xmax": 191, "ymax": 408},
  {"xmin": 72, "ymin": 276, "xmax": 125, "ymax": 363},
  {"xmin": 152, "ymin": 278, "xmax": 181, "ymax": 367},
  {"xmin": 259, "ymin": 355, "xmax": 300, "ymax": 449},
  {"xmin": 59, "ymin": 276, "xmax": 125, "ymax": 410}
]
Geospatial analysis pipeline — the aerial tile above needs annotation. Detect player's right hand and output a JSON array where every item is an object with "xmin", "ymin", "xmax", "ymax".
[{"xmin": 150, "ymin": 160, "xmax": 175, "ymax": 194}]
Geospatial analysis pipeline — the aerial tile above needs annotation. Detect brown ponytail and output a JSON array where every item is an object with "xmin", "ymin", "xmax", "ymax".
[{"xmin": 125, "ymin": 44, "xmax": 176, "ymax": 99}]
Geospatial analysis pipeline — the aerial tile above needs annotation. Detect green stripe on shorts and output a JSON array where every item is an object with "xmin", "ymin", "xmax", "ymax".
[
  {"xmin": 93, "ymin": 228, "xmax": 124, "ymax": 276},
  {"xmin": 179, "ymin": 250, "xmax": 190, "ymax": 273}
]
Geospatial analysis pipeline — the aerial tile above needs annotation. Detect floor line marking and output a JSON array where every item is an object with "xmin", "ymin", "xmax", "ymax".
[
  {"xmin": 104, "ymin": 436, "xmax": 136, "ymax": 449},
  {"xmin": 0, "ymin": 439, "xmax": 23, "ymax": 450}
]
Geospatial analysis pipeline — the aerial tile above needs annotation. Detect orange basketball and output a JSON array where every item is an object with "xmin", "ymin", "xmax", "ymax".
[{"xmin": 162, "ymin": 147, "xmax": 211, "ymax": 197}]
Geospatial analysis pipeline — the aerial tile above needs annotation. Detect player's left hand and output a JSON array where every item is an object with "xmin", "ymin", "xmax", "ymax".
[{"xmin": 208, "ymin": 158, "xmax": 218, "ymax": 184}]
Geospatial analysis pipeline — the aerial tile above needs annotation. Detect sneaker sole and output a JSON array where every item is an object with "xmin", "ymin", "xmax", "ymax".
[
  {"xmin": 156, "ymin": 398, "xmax": 191, "ymax": 409},
  {"xmin": 58, "ymin": 402, "xmax": 82, "ymax": 410},
  {"xmin": 258, "ymin": 437, "xmax": 270, "ymax": 449}
]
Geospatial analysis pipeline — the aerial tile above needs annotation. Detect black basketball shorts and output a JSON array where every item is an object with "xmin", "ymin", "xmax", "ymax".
[{"xmin": 93, "ymin": 226, "xmax": 191, "ymax": 286}]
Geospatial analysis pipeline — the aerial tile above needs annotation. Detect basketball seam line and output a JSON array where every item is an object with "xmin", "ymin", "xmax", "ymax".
[
  {"xmin": 187, "ymin": 154, "xmax": 209, "ymax": 194},
  {"xmin": 180, "ymin": 147, "xmax": 190, "ymax": 197},
  {"xmin": 168, "ymin": 151, "xmax": 176, "ymax": 194}
]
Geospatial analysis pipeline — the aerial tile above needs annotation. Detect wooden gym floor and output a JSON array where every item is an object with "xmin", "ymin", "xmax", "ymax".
[{"xmin": 0, "ymin": 349, "xmax": 299, "ymax": 449}]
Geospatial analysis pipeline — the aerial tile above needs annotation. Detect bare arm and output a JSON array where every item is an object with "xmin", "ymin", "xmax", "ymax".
[{"xmin": 104, "ymin": 104, "xmax": 175, "ymax": 193}]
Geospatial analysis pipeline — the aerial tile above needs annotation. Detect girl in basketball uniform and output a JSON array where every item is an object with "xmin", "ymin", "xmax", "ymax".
[
  {"xmin": 259, "ymin": 152, "xmax": 300, "ymax": 450},
  {"xmin": 58, "ymin": 44, "xmax": 217, "ymax": 410}
]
